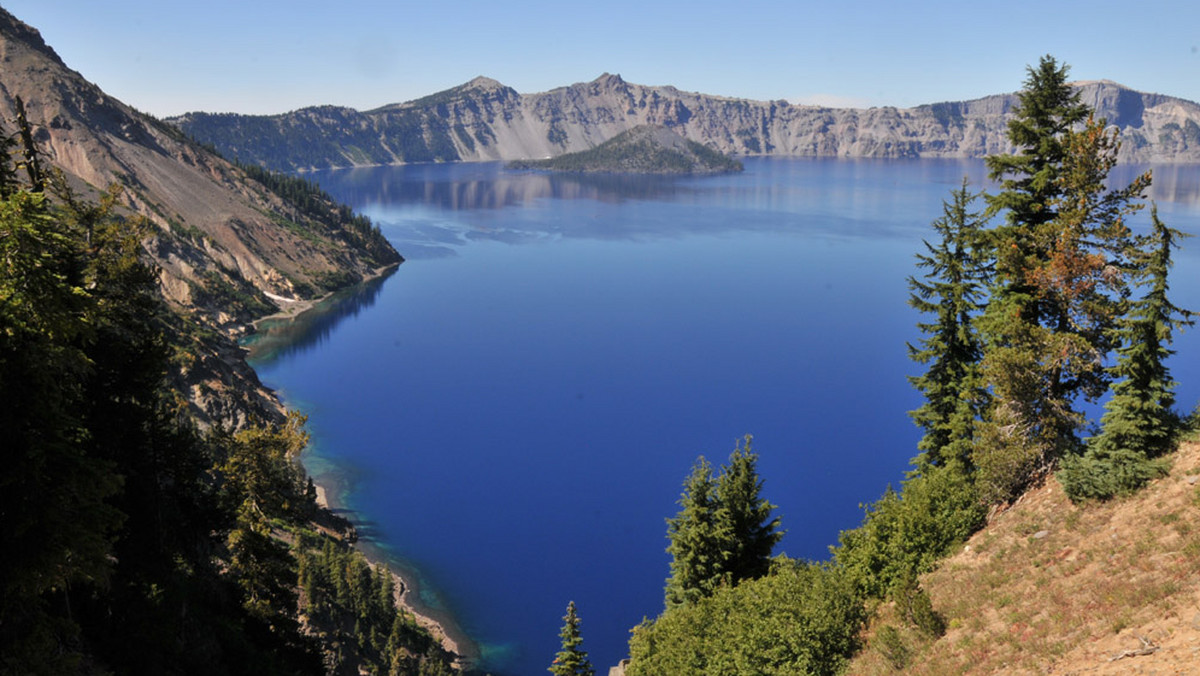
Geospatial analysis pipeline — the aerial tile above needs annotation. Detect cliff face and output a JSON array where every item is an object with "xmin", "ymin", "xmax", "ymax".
[
  {"xmin": 0, "ymin": 9, "xmax": 401, "ymax": 425},
  {"xmin": 173, "ymin": 74, "xmax": 1200, "ymax": 172}
]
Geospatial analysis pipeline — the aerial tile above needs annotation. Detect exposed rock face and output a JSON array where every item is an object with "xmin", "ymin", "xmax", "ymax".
[
  {"xmin": 174, "ymin": 74, "xmax": 1200, "ymax": 172},
  {"xmin": 0, "ymin": 8, "xmax": 401, "ymax": 426},
  {"xmin": 510, "ymin": 124, "xmax": 743, "ymax": 174}
]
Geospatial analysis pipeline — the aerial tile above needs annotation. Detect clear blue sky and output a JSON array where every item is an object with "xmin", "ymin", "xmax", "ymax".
[{"xmin": 6, "ymin": 1, "xmax": 1199, "ymax": 117}]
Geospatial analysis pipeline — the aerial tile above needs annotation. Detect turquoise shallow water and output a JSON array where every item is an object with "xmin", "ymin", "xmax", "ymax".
[{"xmin": 248, "ymin": 158, "xmax": 1200, "ymax": 675}]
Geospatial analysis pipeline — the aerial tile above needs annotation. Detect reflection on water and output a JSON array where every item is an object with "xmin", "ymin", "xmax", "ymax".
[
  {"xmin": 311, "ymin": 163, "xmax": 690, "ymax": 211},
  {"xmin": 242, "ymin": 269, "xmax": 394, "ymax": 364},
  {"xmin": 1137, "ymin": 164, "xmax": 1200, "ymax": 206},
  {"xmin": 310, "ymin": 158, "xmax": 1017, "ymax": 258}
]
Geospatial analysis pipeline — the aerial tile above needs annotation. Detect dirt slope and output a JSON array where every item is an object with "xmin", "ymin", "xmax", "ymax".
[{"xmin": 849, "ymin": 436, "xmax": 1200, "ymax": 675}]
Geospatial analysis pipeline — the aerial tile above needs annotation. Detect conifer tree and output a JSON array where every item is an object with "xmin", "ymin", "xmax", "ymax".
[
  {"xmin": 665, "ymin": 440, "xmax": 782, "ymax": 607},
  {"xmin": 974, "ymin": 57, "xmax": 1150, "ymax": 501},
  {"xmin": 549, "ymin": 601, "xmax": 594, "ymax": 676},
  {"xmin": 715, "ymin": 436, "xmax": 783, "ymax": 584},
  {"xmin": 1097, "ymin": 206, "xmax": 1194, "ymax": 455},
  {"xmin": 664, "ymin": 457, "xmax": 729, "ymax": 608},
  {"xmin": 907, "ymin": 180, "xmax": 991, "ymax": 472},
  {"xmin": 1060, "ymin": 206, "xmax": 1194, "ymax": 499}
]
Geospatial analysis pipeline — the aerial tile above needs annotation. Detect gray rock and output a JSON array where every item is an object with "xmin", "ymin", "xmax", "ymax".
[{"xmin": 171, "ymin": 76, "xmax": 1200, "ymax": 173}]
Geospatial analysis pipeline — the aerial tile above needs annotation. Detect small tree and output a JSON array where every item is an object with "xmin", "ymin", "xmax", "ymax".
[
  {"xmin": 1060, "ymin": 206, "xmax": 1194, "ymax": 500},
  {"xmin": 549, "ymin": 601, "xmax": 593, "ymax": 676},
  {"xmin": 665, "ymin": 439, "xmax": 782, "ymax": 608},
  {"xmin": 907, "ymin": 179, "xmax": 991, "ymax": 472},
  {"xmin": 664, "ymin": 457, "xmax": 729, "ymax": 608},
  {"xmin": 715, "ymin": 436, "xmax": 783, "ymax": 584}
]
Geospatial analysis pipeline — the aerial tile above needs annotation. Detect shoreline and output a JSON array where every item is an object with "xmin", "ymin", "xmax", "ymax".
[
  {"xmin": 249, "ymin": 262, "xmax": 401, "ymax": 332},
  {"xmin": 243, "ymin": 264, "xmax": 481, "ymax": 670},
  {"xmin": 309, "ymin": 475, "xmax": 480, "ymax": 669}
]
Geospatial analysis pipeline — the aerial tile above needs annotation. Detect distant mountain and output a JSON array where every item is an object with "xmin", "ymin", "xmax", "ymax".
[
  {"xmin": 510, "ymin": 124, "xmax": 743, "ymax": 174},
  {"xmin": 0, "ymin": 8, "xmax": 400, "ymax": 424},
  {"xmin": 172, "ymin": 74, "xmax": 1200, "ymax": 172}
]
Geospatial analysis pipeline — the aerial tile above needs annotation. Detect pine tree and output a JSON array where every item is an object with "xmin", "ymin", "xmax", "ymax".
[
  {"xmin": 1060, "ymin": 206, "xmax": 1194, "ymax": 500},
  {"xmin": 715, "ymin": 436, "xmax": 783, "ymax": 584},
  {"xmin": 665, "ymin": 440, "xmax": 783, "ymax": 607},
  {"xmin": 1097, "ymin": 206, "xmax": 1194, "ymax": 456},
  {"xmin": 986, "ymin": 55, "xmax": 1089, "ymax": 247},
  {"xmin": 907, "ymin": 180, "xmax": 991, "ymax": 472},
  {"xmin": 664, "ymin": 457, "xmax": 729, "ymax": 608},
  {"xmin": 974, "ymin": 57, "xmax": 1151, "ymax": 501},
  {"xmin": 549, "ymin": 601, "xmax": 594, "ymax": 676}
]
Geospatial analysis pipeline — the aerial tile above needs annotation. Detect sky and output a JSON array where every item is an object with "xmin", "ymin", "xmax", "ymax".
[{"xmin": 6, "ymin": 1, "xmax": 1200, "ymax": 117}]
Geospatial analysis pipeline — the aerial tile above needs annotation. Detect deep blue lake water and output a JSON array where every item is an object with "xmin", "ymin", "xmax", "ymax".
[{"xmin": 247, "ymin": 158, "xmax": 1200, "ymax": 675}]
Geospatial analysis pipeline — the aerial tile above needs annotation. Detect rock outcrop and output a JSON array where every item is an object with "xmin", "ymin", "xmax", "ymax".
[{"xmin": 173, "ymin": 74, "xmax": 1200, "ymax": 172}]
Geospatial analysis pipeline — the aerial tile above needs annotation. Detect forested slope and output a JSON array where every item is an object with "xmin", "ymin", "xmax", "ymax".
[{"xmin": 0, "ymin": 8, "xmax": 461, "ymax": 675}]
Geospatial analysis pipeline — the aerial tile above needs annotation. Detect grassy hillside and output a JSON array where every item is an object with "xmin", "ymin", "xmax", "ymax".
[{"xmin": 847, "ymin": 432, "xmax": 1200, "ymax": 675}]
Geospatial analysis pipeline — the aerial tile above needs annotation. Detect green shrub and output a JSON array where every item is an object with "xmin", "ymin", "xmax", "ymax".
[{"xmin": 627, "ymin": 560, "xmax": 866, "ymax": 676}]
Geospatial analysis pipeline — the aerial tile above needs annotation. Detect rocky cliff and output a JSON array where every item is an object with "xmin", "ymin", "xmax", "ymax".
[
  {"xmin": 0, "ymin": 8, "xmax": 401, "ymax": 425},
  {"xmin": 173, "ymin": 74, "xmax": 1200, "ymax": 172}
]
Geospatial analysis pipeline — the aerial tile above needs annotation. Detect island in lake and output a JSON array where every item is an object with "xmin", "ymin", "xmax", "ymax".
[{"xmin": 509, "ymin": 124, "xmax": 744, "ymax": 175}]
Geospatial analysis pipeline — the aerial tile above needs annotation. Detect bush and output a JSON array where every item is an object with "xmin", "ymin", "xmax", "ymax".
[
  {"xmin": 627, "ymin": 560, "xmax": 866, "ymax": 676},
  {"xmin": 834, "ymin": 465, "xmax": 985, "ymax": 599},
  {"xmin": 1057, "ymin": 448, "xmax": 1169, "ymax": 502}
]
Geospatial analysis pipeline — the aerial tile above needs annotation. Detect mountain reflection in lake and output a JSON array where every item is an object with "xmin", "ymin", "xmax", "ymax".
[{"xmin": 309, "ymin": 159, "xmax": 1007, "ymax": 259}]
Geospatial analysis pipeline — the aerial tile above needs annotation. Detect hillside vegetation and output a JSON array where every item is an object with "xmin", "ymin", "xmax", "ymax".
[
  {"xmin": 847, "ymin": 434, "xmax": 1200, "ymax": 675},
  {"xmin": 605, "ymin": 55, "xmax": 1198, "ymax": 676},
  {"xmin": 0, "ymin": 9, "xmax": 461, "ymax": 675}
]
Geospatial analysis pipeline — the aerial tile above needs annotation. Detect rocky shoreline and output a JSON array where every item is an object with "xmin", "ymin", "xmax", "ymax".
[{"xmin": 243, "ymin": 264, "xmax": 478, "ymax": 671}]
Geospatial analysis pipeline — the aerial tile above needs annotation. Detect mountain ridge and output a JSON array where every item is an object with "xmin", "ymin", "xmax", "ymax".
[
  {"xmin": 172, "ymin": 74, "xmax": 1200, "ymax": 172},
  {"xmin": 0, "ymin": 7, "xmax": 401, "ymax": 426}
]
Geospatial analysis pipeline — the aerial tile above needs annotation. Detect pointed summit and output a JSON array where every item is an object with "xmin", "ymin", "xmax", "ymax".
[
  {"xmin": 465, "ymin": 75, "xmax": 507, "ymax": 91},
  {"xmin": 593, "ymin": 72, "xmax": 627, "ymax": 88}
]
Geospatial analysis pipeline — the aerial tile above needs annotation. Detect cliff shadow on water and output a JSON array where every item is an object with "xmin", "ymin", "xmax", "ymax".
[{"xmin": 242, "ymin": 268, "xmax": 396, "ymax": 365}]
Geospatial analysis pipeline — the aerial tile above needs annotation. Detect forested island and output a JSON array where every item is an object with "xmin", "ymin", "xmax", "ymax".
[{"xmin": 508, "ymin": 125, "xmax": 743, "ymax": 175}]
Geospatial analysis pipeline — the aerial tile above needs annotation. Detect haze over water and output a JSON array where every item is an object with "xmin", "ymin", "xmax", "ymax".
[{"xmin": 247, "ymin": 158, "xmax": 1200, "ymax": 675}]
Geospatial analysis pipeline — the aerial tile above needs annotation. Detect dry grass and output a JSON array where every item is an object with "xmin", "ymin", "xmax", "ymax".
[{"xmin": 846, "ymin": 438, "xmax": 1200, "ymax": 675}]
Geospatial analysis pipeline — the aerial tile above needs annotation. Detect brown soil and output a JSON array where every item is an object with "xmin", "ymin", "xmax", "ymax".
[{"xmin": 847, "ymin": 437, "xmax": 1200, "ymax": 675}]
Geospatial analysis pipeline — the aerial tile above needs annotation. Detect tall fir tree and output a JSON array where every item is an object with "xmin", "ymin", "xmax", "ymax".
[
  {"xmin": 714, "ymin": 436, "xmax": 783, "ymax": 585},
  {"xmin": 664, "ymin": 457, "xmax": 729, "ymax": 608},
  {"xmin": 974, "ymin": 56, "xmax": 1150, "ymax": 502},
  {"xmin": 1060, "ymin": 206, "xmax": 1195, "ymax": 500},
  {"xmin": 906, "ymin": 179, "xmax": 991, "ymax": 472},
  {"xmin": 549, "ymin": 601, "xmax": 594, "ymax": 676},
  {"xmin": 665, "ymin": 440, "xmax": 782, "ymax": 608}
]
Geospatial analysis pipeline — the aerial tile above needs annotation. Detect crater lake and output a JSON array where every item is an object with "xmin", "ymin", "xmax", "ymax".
[{"xmin": 246, "ymin": 158, "xmax": 1200, "ymax": 675}]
